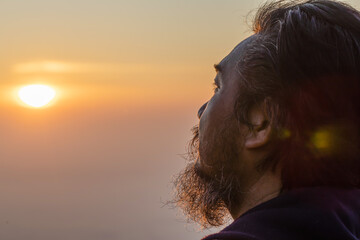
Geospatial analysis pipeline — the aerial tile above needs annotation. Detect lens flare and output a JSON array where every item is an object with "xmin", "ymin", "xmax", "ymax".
[{"xmin": 18, "ymin": 85, "xmax": 56, "ymax": 108}]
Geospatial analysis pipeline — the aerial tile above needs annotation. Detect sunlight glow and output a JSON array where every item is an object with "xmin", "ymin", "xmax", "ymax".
[
  {"xmin": 14, "ymin": 61, "xmax": 77, "ymax": 73},
  {"xmin": 18, "ymin": 85, "xmax": 56, "ymax": 108}
]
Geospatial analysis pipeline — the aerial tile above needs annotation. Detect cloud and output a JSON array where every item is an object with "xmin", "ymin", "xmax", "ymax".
[
  {"xmin": 12, "ymin": 61, "xmax": 205, "ymax": 75},
  {"xmin": 13, "ymin": 61, "xmax": 79, "ymax": 74}
]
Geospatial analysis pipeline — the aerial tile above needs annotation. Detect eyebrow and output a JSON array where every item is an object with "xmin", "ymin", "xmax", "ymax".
[{"xmin": 214, "ymin": 63, "xmax": 222, "ymax": 73}]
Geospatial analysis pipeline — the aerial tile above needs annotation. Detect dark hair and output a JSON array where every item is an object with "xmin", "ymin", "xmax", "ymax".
[{"xmin": 235, "ymin": 0, "xmax": 360, "ymax": 190}]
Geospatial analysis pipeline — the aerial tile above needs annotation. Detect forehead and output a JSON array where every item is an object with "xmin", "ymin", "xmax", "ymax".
[{"xmin": 218, "ymin": 35, "xmax": 257, "ymax": 70}]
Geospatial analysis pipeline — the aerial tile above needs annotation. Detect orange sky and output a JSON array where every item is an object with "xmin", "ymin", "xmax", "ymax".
[{"xmin": 1, "ymin": 0, "xmax": 360, "ymax": 239}]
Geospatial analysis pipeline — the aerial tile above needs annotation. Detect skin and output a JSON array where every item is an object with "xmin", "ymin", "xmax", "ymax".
[{"xmin": 197, "ymin": 35, "xmax": 283, "ymax": 219}]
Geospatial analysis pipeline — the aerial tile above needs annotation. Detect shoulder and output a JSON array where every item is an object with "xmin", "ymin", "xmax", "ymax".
[
  {"xmin": 202, "ymin": 231, "xmax": 259, "ymax": 240},
  {"xmin": 202, "ymin": 187, "xmax": 360, "ymax": 240}
]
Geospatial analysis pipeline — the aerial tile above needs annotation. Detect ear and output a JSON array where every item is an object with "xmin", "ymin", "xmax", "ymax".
[{"xmin": 244, "ymin": 103, "xmax": 272, "ymax": 149}]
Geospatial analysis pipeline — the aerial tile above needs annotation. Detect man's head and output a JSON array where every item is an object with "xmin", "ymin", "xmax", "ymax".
[{"xmin": 173, "ymin": 0, "xmax": 360, "ymax": 228}]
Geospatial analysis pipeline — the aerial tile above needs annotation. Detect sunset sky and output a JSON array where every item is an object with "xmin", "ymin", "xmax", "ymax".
[{"xmin": 1, "ymin": 0, "xmax": 360, "ymax": 239}]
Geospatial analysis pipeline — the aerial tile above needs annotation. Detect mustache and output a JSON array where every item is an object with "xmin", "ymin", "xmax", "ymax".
[
  {"xmin": 188, "ymin": 125, "xmax": 199, "ymax": 160},
  {"xmin": 188, "ymin": 125, "xmax": 213, "ymax": 181}
]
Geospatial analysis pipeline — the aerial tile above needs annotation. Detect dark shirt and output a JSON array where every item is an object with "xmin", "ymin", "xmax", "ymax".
[{"xmin": 202, "ymin": 186, "xmax": 360, "ymax": 240}]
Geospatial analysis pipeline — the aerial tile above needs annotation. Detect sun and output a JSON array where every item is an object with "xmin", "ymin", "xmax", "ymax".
[{"xmin": 18, "ymin": 84, "xmax": 56, "ymax": 108}]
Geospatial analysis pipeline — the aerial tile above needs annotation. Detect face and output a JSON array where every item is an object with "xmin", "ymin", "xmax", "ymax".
[
  {"xmin": 172, "ymin": 36, "xmax": 257, "ymax": 228},
  {"xmin": 197, "ymin": 36, "xmax": 257, "ymax": 174}
]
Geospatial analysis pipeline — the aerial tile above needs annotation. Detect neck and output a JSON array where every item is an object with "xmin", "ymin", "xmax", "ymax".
[{"xmin": 230, "ymin": 168, "xmax": 282, "ymax": 219}]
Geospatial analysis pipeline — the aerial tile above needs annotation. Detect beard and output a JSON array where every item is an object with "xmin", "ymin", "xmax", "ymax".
[{"xmin": 171, "ymin": 120, "xmax": 246, "ymax": 229}]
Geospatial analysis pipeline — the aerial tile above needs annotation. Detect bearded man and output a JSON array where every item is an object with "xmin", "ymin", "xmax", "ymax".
[{"xmin": 172, "ymin": 1, "xmax": 360, "ymax": 239}]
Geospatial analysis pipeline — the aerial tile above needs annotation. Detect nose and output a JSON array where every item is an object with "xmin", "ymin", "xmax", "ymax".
[{"xmin": 197, "ymin": 102, "xmax": 208, "ymax": 119}]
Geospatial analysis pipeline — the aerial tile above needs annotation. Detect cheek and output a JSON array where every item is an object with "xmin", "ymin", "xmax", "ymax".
[
  {"xmin": 198, "ymin": 96, "xmax": 221, "ymax": 133},
  {"xmin": 198, "ymin": 102, "xmax": 220, "ymax": 168}
]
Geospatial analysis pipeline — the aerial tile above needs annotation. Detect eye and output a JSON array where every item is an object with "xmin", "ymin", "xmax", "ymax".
[{"xmin": 212, "ymin": 82, "xmax": 220, "ymax": 93}]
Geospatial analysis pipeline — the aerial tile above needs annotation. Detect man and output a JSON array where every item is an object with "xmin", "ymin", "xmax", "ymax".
[{"xmin": 172, "ymin": 0, "xmax": 360, "ymax": 239}]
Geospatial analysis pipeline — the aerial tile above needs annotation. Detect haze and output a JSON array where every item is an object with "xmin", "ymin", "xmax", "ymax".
[{"xmin": 1, "ymin": 0, "xmax": 359, "ymax": 239}]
